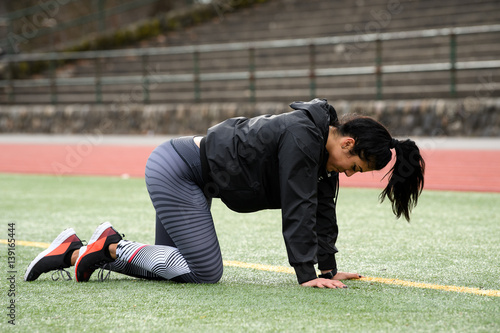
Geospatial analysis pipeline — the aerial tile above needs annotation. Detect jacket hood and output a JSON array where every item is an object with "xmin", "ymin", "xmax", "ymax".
[{"xmin": 289, "ymin": 98, "xmax": 338, "ymax": 128}]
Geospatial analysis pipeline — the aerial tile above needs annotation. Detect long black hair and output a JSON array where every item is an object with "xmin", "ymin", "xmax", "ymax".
[{"xmin": 337, "ymin": 116, "xmax": 425, "ymax": 221}]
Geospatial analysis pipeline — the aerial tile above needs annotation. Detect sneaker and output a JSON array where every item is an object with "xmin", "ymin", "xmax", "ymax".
[
  {"xmin": 24, "ymin": 228, "xmax": 83, "ymax": 282},
  {"xmin": 75, "ymin": 222, "xmax": 122, "ymax": 282}
]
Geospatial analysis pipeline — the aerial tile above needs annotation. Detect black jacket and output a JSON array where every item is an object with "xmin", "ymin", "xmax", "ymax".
[{"xmin": 200, "ymin": 99, "xmax": 339, "ymax": 284}]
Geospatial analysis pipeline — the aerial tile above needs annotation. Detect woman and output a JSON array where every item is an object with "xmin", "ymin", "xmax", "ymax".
[{"xmin": 25, "ymin": 99, "xmax": 425, "ymax": 288}]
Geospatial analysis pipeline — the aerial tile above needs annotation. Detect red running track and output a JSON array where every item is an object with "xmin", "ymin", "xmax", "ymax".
[{"xmin": 1, "ymin": 143, "xmax": 499, "ymax": 192}]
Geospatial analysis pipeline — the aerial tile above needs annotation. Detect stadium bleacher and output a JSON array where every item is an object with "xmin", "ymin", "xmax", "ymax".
[{"xmin": 1, "ymin": 0, "xmax": 499, "ymax": 106}]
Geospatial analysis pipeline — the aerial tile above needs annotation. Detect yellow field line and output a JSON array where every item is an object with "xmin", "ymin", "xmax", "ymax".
[
  {"xmin": 3, "ymin": 240, "xmax": 499, "ymax": 297},
  {"xmin": 2, "ymin": 239, "xmax": 54, "ymax": 249},
  {"xmin": 224, "ymin": 260, "xmax": 500, "ymax": 297},
  {"xmin": 358, "ymin": 276, "xmax": 500, "ymax": 297},
  {"xmin": 223, "ymin": 260, "xmax": 295, "ymax": 274}
]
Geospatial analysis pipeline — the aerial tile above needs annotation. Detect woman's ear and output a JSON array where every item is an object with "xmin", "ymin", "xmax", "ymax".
[{"xmin": 341, "ymin": 137, "xmax": 355, "ymax": 149}]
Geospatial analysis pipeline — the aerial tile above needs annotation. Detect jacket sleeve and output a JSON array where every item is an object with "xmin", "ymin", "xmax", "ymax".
[
  {"xmin": 278, "ymin": 128, "xmax": 322, "ymax": 284},
  {"xmin": 316, "ymin": 173, "xmax": 339, "ymax": 275}
]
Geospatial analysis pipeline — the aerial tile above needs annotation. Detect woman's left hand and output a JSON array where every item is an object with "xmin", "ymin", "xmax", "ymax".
[{"xmin": 332, "ymin": 271, "xmax": 363, "ymax": 280}]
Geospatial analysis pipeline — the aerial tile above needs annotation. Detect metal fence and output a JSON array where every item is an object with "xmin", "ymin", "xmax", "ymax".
[{"xmin": 1, "ymin": 23, "xmax": 500, "ymax": 104}]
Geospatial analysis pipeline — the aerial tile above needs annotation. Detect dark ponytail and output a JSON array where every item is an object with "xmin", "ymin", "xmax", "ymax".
[
  {"xmin": 380, "ymin": 138, "xmax": 425, "ymax": 221},
  {"xmin": 338, "ymin": 116, "xmax": 425, "ymax": 221}
]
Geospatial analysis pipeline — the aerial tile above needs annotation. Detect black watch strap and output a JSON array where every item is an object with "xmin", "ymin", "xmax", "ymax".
[{"xmin": 318, "ymin": 271, "xmax": 334, "ymax": 279}]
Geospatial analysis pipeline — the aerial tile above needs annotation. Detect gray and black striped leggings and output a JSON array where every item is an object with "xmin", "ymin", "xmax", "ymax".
[{"xmin": 111, "ymin": 137, "xmax": 223, "ymax": 283}]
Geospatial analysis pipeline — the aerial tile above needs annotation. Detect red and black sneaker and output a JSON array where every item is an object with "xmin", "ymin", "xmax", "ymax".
[
  {"xmin": 24, "ymin": 228, "xmax": 83, "ymax": 281},
  {"xmin": 75, "ymin": 222, "xmax": 122, "ymax": 282}
]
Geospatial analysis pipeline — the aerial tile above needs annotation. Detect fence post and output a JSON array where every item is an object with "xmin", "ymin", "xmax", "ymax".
[
  {"xmin": 142, "ymin": 54, "xmax": 150, "ymax": 104},
  {"xmin": 95, "ymin": 57, "xmax": 102, "ymax": 103},
  {"xmin": 49, "ymin": 53, "xmax": 57, "ymax": 104},
  {"xmin": 193, "ymin": 50, "xmax": 200, "ymax": 102},
  {"xmin": 249, "ymin": 47, "xmax": 256, "ymax": 103},
  {"xmin": 449, "ymin": 32, "xmax": 457, "ymax": 97},
  {"xmin": 309, "ymin": 43, "xmax": 316, "ymax": 99},
  {"xmin": 6, "ymin": 17, "xmax": 15, "ymax": 54},
  {"xmin": 7, "ymin": 60, "xmax": 15, "ymax": 103},
  {"xmin": 375, "ymin": 39, "xmax": 383, "ymax": 100}
]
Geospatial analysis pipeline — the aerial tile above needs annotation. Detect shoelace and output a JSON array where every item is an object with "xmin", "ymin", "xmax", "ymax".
[
  {"xmin": 52, "ymin": 268, "xmax": 72, "ymax": 281},
  {"xmin": 50, "ymin": 241, "xmax": 88, "ymax": 282},
  {"xmin": 97, "ymin": 262, "xmax": 111, "ymax": 282}
]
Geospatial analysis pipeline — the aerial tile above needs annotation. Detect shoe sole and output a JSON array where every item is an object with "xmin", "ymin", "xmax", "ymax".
[
  {"xmin": 74, "ymin": 222, "xmax": 115, "ymax": 282},
  {"xmin": 24, "ymin": 228, "xmax": 76, "ymax": 282}
]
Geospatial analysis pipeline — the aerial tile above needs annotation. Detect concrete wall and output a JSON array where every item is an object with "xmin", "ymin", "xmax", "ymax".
[{"xmin": 1, "ymin": 98, "xmax": 499, "ymax": 137}]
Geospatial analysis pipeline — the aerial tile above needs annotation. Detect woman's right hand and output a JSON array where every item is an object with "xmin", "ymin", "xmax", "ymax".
[{"xmin": 300, "ymin": 278, "xmax": 347, "ymax": 289}]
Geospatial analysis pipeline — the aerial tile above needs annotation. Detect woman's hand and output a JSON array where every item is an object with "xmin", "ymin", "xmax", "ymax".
[
  {"xmin": 333, "ymin": 271, "xmax": 363, "ymax": 280},
  {"xmin": 300, "ymin": 278, "xmax": 347, "ymax": 288},
  {"xmin": 300, "ymin": 271, "xmax": 364, "ymax": 288}
]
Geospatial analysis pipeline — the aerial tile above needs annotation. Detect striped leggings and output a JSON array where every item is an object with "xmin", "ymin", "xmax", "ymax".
[{"xmin": 109, "ymin": 137, "xmax": 223, "ymax": 283}]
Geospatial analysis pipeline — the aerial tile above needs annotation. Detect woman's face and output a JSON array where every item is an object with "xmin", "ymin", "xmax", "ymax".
[{"xmin": 325, "ymin": 127, "xmax": 372, "ymax": 177}]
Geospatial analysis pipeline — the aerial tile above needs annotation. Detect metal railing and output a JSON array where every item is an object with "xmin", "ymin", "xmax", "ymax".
[{"xmin": 1, "ymin": 23, "xmax": 500, "ymax": 104}]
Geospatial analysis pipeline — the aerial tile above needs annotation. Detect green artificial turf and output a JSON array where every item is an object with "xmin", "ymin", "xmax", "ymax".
[{"xmin": 0, "ymin": 174, "xmax": 499, "ymax": 332}]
